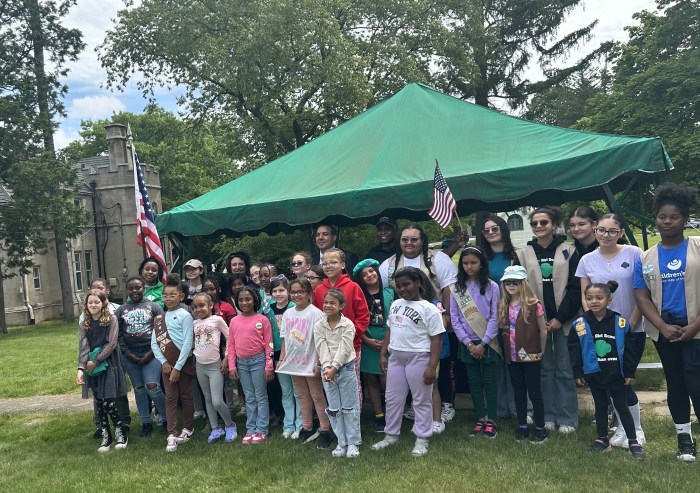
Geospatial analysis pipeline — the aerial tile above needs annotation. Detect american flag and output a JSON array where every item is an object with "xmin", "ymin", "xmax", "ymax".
[
  {"xmin": 133, "ymin": 146, "xmax": 168, "ymax": 282},
  {"xmin": 428, "ymin": 161, "xmax": 457, "ymax": 228}
]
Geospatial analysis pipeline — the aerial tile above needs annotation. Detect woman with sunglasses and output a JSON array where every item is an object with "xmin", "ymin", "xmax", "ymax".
[
  {"xmin": 290, "ymin": 252, "xmax": 312, "ymax": 279},
  {"xmin": 480, "ymin": 215, "xmax": 520, "ymax": 420},
  {"xmin": 516, "ymin": 206, "xmax": 582, "ymax": 433},
  {"xmin": 576, "ymin": 213, "xmax": 645, "ymax": 448}
]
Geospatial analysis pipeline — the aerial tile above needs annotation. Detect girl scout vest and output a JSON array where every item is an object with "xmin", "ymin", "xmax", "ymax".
[
  {"xmin": 386, "ymin": 251, "xmax": 440, "ymax": 293},
  {"xmin": 572, "ymin": 314, "xmax": 627, "ymax": 377}
]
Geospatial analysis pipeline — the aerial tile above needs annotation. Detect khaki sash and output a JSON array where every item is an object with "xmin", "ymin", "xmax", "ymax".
[
  {"xmin": 450, "ymin": 285, "xmax": 501, "ymax": 356},
  {"xmin": 154, "ymin": 315, "xmax": 195, "ymax": 376}
]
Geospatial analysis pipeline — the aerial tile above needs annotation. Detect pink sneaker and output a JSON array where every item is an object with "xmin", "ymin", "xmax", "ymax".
[
  {"xmin": 242, "ymin": 433, "xmax": 254, "ymax": 445},
  {"xmin": 251, "ymin": 432, "xmax": 266, "ymax": 444}
]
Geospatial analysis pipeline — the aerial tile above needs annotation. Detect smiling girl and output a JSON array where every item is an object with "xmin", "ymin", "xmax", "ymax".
[
  {"xmin": 138, "ymin": 256, "xmax": 165, "ymax": 309},
  {"xmin": 569, "ymin": 206, "xmax": 599, "ymax": 258}
]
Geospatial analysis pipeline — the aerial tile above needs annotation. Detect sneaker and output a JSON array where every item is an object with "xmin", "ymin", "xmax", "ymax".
[
  {"xmin": 282, "ymin": 431, "xmax": 293, "ymax": 439},
  {"xmin": 441, "ymin": 403, "xmax": 456, "ymax": 422},
  {"xmin": 208, "ymin": 428, "xmax": 226, "ymax": 444},
  {"xmin": 629, "ymin": 442, "xmax": 645, "ymax": 460},
  {"xmin": 470, "ymin": 419, "xmax": 486, "ymax": 437},
  {"xmin": 114, "ymin": 426, "xmax": 128, "ymax": 450},
  {"xmin": 332, "ymin": 445, "xmax": 347, "ymax": 457},
  {"xmin": 403, "ymin": 404, "xmax": 415, "ymax": 420},
  {"xmin": 193, "ymin": 410, "xmax": 206, "ymax": 420},
  {"xmin": 558, "ymin": 425, "xmax": 576, "ymax": 434},
  {"xmin": 412, "ymin": 437, "xmax": 429, "ymax": 457},
  {"xmin": 175, "ymin": 428, "xmax": 193, "ymax": 444},
  {"xmin": 589, "ymin": 438, "xmax": 612, "ymax": 453},
  {"xmin": 432, "ymin": 420, "xmax": 446, "ymax": 435},
  {"xmin": 225, "ymin": 424, "xmax": 238, "ymax": 443},
  {"xmin": 92, "ymin": 427, "xmax": 102, "ymax": 439},
  {"xmin": 530, "ymin": 428, "xmax": 547, "ymax": 444},
  {"xmin": 526, "ymin": 415, "xmax": 534, "ymax": 425},
  {"xmin": 97, "ymin": 428, "xmax": 112, "ymax": 453},
  {"xmin": 677, "ymin": 433, "xmax": 697, "ymax": 462},
  {"xmin": 515, "ymin": 427, "xmax": 529, "ymax": 441},
  {"xmin": 290, "ymin": 429, "xmax": 301, "ymax": 440},
  {"xmin": 609, "ymin": 425, "xmax": 627, "ymax": 448},
  {"xmin": 298, "ymin": 428, "xmax": 320, "ymax": 443},
  {"xmin": 372, "ymin": 434, "xmax": 400, "ymax": 450},
  {"xmin": 251, "ymin": 432, "xmax": 266, "ymax": 444},
  {"xmin": 374, "ymin": 416, "xmax": 386, "ymax": 433},
  {"xmin": 544, "ymin": 421, "xmax": 556, "ymax": 431},
  {"xmin": 317, "ymin": 430, "xmax": 333, "ymax": 449},
  {"xmin": 241, "ymin": 433, "xmax": 254, "ymax": 445},
  {"xmin": 165, "ymin": 434, "xmax": 178, "ymax": 452},
  {"xmin": 483, "ymin": 420, "xmax": 498, "ymax": 439},
  {"xmin": 139, "ymin": 422, "xmax": 153, "ymax": 437},
  {"xmin": 346, "ymin": 444, "xmax": 360, "ymax": 458}
]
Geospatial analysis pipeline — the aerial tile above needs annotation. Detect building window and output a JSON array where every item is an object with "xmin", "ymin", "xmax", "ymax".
[
  {"xmin": 508, "ymin": 214, "xmax": 524, "ymax": 231},
  {"xmin": 74, "ymin": 252, "xmax": 83, "ymax": 291},
  {"xmin": 33, "ymin": 266, "xmax": 41, "ymax": 291},
  {"xmin": 84, "ymin": 251, "xmax": 93, "ymax": 286}
]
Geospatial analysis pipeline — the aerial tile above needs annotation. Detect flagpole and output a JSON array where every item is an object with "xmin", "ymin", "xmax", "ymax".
[{"xmin": 129, "ymin": 123, "xmax": 148, "ymax": 260}]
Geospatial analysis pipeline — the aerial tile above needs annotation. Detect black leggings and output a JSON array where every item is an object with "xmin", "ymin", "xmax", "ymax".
[
  {"xmin": 96, "ymin": 398, "xmax": 123, "ymax": 430},
  {"xmin": 437, "ymin": 332, "xmax": 459, "ymax": 404},
  {"xmin": 653, "ymin": 335, "xmax": 700, "ymax": 424},
  {"xmin": 508, "ymin": 361, "xmax": 544, "ymax": 428},
  {"xmin": 591, "ymin": 385, "xmax": 635, "ymax": 440}
]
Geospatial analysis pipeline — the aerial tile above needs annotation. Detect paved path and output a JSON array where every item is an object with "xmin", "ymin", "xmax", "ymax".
[{"xmin": 0, "ymin": 389, "xmax": 669, "ymax": 416}]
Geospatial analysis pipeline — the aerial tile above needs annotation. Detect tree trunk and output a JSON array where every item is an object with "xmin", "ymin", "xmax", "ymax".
[
  {"xmin": 0, "ymin": 257, "xmax": 7, "ymax": 334},
  {"xmin": 28, "ymin": 0, "xmax": 74, "ymax": 322}
]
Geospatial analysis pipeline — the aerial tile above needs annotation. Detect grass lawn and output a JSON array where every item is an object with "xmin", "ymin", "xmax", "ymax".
[{"xmin": 1, "ymin": 411, "xmax": 699, "ymax": 493}]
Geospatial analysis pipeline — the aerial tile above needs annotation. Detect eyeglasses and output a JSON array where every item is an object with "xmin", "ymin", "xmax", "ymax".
[
  {"xmin": 290, "ymin": 290, "xmax": 308, "ymax": 296},
  {"xmin": 530, "ymin": 220, "xmax": 550, "ymax": 228},
  {"xmin": 305, "ymin": 276, "xmax": 320, "ymax": 281},
  {"xmin": 321, "ymin": 261, "xmax": 340, "ymax": 267},
  {"xmin": 400, "ymin": 237, "xmax": 421, "ymax": 244},
  {"xmin": 502, "ymin": 280, "xmax": 520, "ymax": 286},
  {"xmin": 595, "ymin": 227, "xmax": 621, "ymax": 236},
  {"xmin": 290, "ymin": 261, "xmax": 305, "ymax": 267},
  {"xmin": 482, "ymin": 226, "xmax": 500, "ymax": 235}
]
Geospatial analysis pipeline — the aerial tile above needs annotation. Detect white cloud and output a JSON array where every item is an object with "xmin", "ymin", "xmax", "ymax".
[
  {"xmin": 69, "ymin": 95, "xmax": 126, "ymax": 119},
  {"xmin": 54, "ymin": 126, "xmax": 81, "ymax": 150}
]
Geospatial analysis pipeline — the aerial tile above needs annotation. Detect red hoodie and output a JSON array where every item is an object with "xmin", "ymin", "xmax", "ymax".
[{"xmin": 312, "ymin": 274, "xmax": 369, "ymax": 351}]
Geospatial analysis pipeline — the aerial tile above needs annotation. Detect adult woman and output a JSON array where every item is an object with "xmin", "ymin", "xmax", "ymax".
[
  {"xmin": 290, "ymin": 252, "xmax": 312, "ymax": 279},
  {"xmin": 516, "ymin": 206, "xmax": 581, "ymax": 433},
  {"xmin": 634, "ymin": 183, "xmax": 700, "ymax": 462},
  {"xmin": 227, "ymin": 251, "xmax": 251, "ymax": 277},
  {"xmin": 481, "ymin": 215, "xmax": 519, "ymax": 419},
  {"xmin": 577, "ymin": 213, "xmax": 645, "ymax": 448},
  {"xmin": 569, "ymin": 206, "xmax": 599, "ymax": 257}
]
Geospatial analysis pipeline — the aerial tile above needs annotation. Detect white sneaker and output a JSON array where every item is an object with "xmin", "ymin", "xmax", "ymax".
[
  {"xmin": 332, "ymin": 445, "xmax": 347, "ymax": 457},
  {"xmin": 175, "ymin": 428, "xmax": 194, "ymax": 443},
  {"xmin": 544, "ymin": 421, "xmax": 556, "ymax": 431},
  {"xmin": 403, "ymin": 404, "xmax": 415, "ymax": 420},
  {"xmin": 282, "ymin": 431, "xmax": 293, "ymax": 439},
  {"xmin": 432, "ymin": 420, "xmax": 445, "ymax": 435},
  {"xmin": 166, "ymin": 434, "xmax": 178, "ymax": 452},
  {"xmin": 621, "ymin": 428, "xmax": 646, "ymax": 449},
  {"xmin": 193, "ymin": 410, "xmax": 206, "ymax": 420},
  {"xmin": 558, "ymin": 425, "xmax": 576, "ymax": 434},
  {"xmin": 609, "ymin": 426, "xmax": 627, "ymax": 448},
  {"xmin": 526, "ymin": 415, "xmax": 534, "ymax": 425},
  {"xmin": 290, "ymin": 429, "xmax": 301, "ymax": 440},
  {"xmin": 371, "ymin": 434, "xmax": 400, "ymax": 450},
  {"xmin": 441, "ymin": 403, "xmax": 456, "ymax": 422},
  {"xmin": 412, "ymin": 437, "xmax": 430, "ymax": 456},
  {"xmin": 346, "ymin": 444, "xmax": 360, "ymax": 458}
]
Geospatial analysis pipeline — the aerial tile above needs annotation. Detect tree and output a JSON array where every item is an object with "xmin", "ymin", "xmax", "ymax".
[
  {"xmin": 576, "ymin": 0, "xmax": 700, "ymax": 184},
  {"xmin": 0, "ymin": 0, "xmax": 85, "ymax": 329}
]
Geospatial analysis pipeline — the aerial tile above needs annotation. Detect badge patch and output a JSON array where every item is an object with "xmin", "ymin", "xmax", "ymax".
[{"xmin": 255, "ymin": 322, "xmax": 263, "ymax": 330}]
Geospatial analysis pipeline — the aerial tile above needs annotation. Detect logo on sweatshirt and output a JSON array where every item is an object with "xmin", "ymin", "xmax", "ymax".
[{"xmin": 667, "ymin": 259, "xmax": 682, "ymax": 271}]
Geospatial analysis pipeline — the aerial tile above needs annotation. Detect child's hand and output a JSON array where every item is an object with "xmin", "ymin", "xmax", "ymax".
[
  {"xmin": 423, "ymin": 366, "xmax": 437, "ymax": 385},
  {"xmin": 546, "ymin": 319, "xmax": 562, "ymax": 332},
  {"xmin": 624, "ymin": 377, "xmax": 635, "ymax": 386},
  {"xmin": 370, "ymin": 339, "xmax": 383, "ymax": 351},
  {"xmin": 85, "ymin": 360, "xmax": 97, "ymax": 372},
  {"xmin": 229, "ymin": 369, "xmax": 239, "ymax": 381},
  {"xmin": 76, "ymin": 370, "xmax": 85, "ymax": 385},
  {"xmin": 323, "ymin": 366, "xmax": 337, "ymax": 383},
  {"xmin": 220, "ymin": 359, "xmax": 228, "ymax": 373},
  {"xmin": 470, "ymin": 343, "xmax": 485, "ymax": 360},
  {"xmin": 169, "ymin": 368, "xmax": 180, "ymax": 384},
  {"xmin": 380, "ymin": 355, "xmax": 388, "ymax": 374},
  {"xmin": 576, "ymin": 378, "xmax": 586, "ymax": 386},
  {"xmin": 140, "ymin": 352, "xmax": 154, "ymax": 365},
  {"xmin": 313, "ymin": 366, "xmax": 321, "ymax": 378},
  {"xmin": 264, "ymin": 370, "xmax": 274, "ymax": 383},
  {"xmin": 127, "ymin": 353, "xmax": 141, "ymax": 364},
  {"xmin": 162, "ymin": 362, "xmax": 172, "ymax": 375}
]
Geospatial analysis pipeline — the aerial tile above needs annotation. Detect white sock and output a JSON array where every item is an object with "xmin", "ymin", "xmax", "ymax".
[{"xmin": 675, "ymin": 422, "xmax": 692, "ymax": 435}]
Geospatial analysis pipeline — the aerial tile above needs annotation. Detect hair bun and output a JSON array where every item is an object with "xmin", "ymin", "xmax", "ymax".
[{"xmin": 607, "ymin": 280, "xmax": 619, "ymax": 293}]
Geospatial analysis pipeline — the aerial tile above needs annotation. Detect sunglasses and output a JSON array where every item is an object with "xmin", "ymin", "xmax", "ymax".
[
  {"xmin": 290, "ymin": 261, "xmax": 305, "ymax": 267},
  {"xmin": 482, "ymin": 226, "xmax": 500, "ymax": 235},
  {"xmin": 502, "ymin": 280, "xmax": 520, "ymax": 286},
  {"xmin": 400, "ymin": 237, "xmax": 421, "ymax": 244},
  {"xmin": 530, "ymin": 220, "xmax": 550, "ymax": 228}
]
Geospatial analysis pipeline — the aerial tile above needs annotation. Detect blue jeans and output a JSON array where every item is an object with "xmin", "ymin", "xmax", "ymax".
[
  {"xmin": 323, "ymin": 362, "xmax": 362, "ymax": 447},
  {"xmin": 237, "ymin": 352, "xmax": 269, "ymax": 435},
  {"xmin": 121, "ymin": 347, "xmax": 167, "ymax": 425},
  {"xmin": 278, "ymin": 372, "xmax": 302, "ymax": 433}
]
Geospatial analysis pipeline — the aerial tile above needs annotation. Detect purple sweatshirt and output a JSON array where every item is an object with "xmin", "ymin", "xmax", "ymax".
[{"xmin": 450, "ymin": 280, "xmax": 500, "ymax": 345}]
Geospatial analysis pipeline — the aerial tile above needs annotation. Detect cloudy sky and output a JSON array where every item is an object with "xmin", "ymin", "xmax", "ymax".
[{"xmin": 56, "ymin": 0, "xmax": 659, "ymax": 149}]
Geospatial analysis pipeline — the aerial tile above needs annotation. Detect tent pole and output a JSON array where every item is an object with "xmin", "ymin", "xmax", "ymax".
[{"xmin": 637, "ymin": 180, "xmax": 649, "ymax": 250}]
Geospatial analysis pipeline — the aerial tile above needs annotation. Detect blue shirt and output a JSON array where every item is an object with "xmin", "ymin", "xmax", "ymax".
[
  {"xmin": 488, "ymin": 251, "xmax": 512, "ymax": 284},
  {"xmin": 634, "ymin": 239, "xmax": 688, "ymax": 318},
  {"xmin": 151, "ymin": 307, "xmax": 194, "ymax": 371}
]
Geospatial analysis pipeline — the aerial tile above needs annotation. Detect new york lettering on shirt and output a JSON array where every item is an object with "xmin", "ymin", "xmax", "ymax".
[{"xmin": 390, "ymin": 304, "xmax": 424, "ymax": 324}]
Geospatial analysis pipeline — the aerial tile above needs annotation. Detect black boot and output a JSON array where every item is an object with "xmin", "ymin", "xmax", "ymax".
[{"xmin": 98, "ymin": 427, "xmax": 113, "ymax": 453}]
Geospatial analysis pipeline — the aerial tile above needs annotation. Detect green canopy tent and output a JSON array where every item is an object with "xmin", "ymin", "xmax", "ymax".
[{"xmin": 156, "ymin": 83, "xmax": 672, "ymax": 248}]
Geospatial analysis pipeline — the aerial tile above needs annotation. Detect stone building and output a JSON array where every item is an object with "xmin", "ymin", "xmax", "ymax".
[{"xmin": 1, "ymin": 124, "xmax": 164, "ymax": 325}]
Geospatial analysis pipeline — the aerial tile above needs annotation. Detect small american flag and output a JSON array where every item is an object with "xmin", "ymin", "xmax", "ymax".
[
  {"xmin": 428, "ymin": 161, "xmax": 457, "ymax": 228},
  {"xmin": 133, "ymin": 146, "xmax": 168, "ymax": 282}
]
